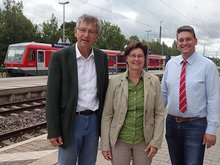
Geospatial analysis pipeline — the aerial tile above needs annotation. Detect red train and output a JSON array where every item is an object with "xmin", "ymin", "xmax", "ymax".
[
  {"xmin": 102, "ymin": 50, "xmax": 166, "ymax": 73},
  {"xmin": 3, "ymin": 42, "xmax": 166, "ymax": 76}
]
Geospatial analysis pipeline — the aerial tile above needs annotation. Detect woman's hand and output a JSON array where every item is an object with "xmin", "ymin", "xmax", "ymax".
[
  {"xmin": 102, "ymin": 151, "xmax": 112, "ymax": 160},
  {"xmin": 144, "ymin": 144, "xmax": 158, "ymax": 160}
]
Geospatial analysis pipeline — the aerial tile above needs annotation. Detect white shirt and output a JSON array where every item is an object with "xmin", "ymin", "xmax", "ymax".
[{"xmin": 75, "ymin": 43, "xmax": 99, "ymax": 112}]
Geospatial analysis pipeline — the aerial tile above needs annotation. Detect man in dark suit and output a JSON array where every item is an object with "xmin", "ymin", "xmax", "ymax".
[{"xmin": 46, "ymin": 14, "xmax": 109, "ymax": 165}]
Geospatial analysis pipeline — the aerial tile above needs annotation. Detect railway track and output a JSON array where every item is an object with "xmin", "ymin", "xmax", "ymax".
[
  {"xmin": 0, "ymin": 97, "xmax": 45, "ymax": 108},
  {"xmin": 0, "ymin": 97, "xmax": 47, "ymax": 148},
  {"xmin": 0, "ymin": 122, "xmax": 46, "ymax": 142},
  {"xmin": 0, "ymin": 98, "xmax": 45, "ymax": 116}
]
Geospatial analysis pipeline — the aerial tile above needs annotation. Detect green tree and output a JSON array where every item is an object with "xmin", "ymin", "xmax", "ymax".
[
  {"xmin": 171, "ymin": 40, "xmax": 180, "ymax": 56},
  {"xmin": 147, "ymin": 41, "xmax": 160, "ymax": 54},
  {"xmin": 96, "ymin": 20, "xmax": 127, "ymax": 51},
  {"xmin": 0, "ymin": 9, "xmax": 6, "ymax": 64},
  {"xmin": 64, "ymin": 21, "xmax": 76, "ymax": 44},
  {"xmin": 127, "ymin": 35, "xmax": 140, "ymax": 44},
  {"xmin": 208, "ymin": 57, "xmax": 220, "ymax": 66},
  {"xmin": 0, "ymin": 0, "xmax": 36, "ymax": 64},
  {"xmin": 36, "ymin": 14, "xmax": 59, "ymax": 43},
  {"xmin": 2, "ymin": 0, "xmax": 35, "ymax": 43}
]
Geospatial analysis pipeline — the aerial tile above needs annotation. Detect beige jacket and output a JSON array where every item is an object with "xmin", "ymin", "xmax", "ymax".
[{"xmin": 100, "ymin": 70, "xmax": 165, "ymax": 151}]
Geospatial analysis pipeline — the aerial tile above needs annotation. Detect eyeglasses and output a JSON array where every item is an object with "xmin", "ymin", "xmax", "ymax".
[
  {"xmin": 77, "ymin": 28, "xmax": 98, "ymax": 36},
  {"xmin": 128, "ymin": 54, "xmax": 145, "ymax": 59}
]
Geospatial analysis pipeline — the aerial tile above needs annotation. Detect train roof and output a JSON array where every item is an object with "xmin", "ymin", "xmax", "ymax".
[
  {"xmin": 9, "ymin": 42, "xmax": 52, "ymax": 47},
  {"xmin": 102, "ymin": 49, "xmax": 122, "ymax": 55}
]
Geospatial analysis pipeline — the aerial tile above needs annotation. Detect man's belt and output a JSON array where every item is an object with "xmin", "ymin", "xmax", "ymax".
[
  {"xmin": 76, "ymin": 110, "xmax": 96, "ymax": 116},
  {"xmin": 167, "ymin": 114, "xmax": 205, "ymax": 123}
]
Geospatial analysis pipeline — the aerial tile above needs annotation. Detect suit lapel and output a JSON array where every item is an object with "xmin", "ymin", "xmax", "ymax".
[
  {"xmin": 121, "ymin": 72, "xmax": 128, "ymax": 99},
  {"xmin": 68, "ymin": 45, "xmax": 78, "ymax": 82},
  {"xmin": 67, "ymin": 45, "xmax": 78, "ymax": 102},
  {"xmin": 143, "ymin": 71, "xmax": 150, "ymax": 110},
  {"xmin": 94, "ymin": 49, "xmax": 103, "ymax": 95},
  {"xmin": 94, "ymin": 53, "xmax": 100, "ymax": 81}
]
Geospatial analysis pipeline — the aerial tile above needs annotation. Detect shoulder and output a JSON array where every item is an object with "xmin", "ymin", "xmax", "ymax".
[
  {"xmin": 166, "ymin": 55, "xmax": 180, "ymax": 65},
  {"xmin": 198, "ymin": 54, "xmax": 214, "ymax": 64},
  {"xmin": 195, "ymin": 53, "xmax": 216, "ymax": 68},
  {"xmin": 143, "ymin": 70, "xmax": 160, "ymax": 82},
  {"xmin": 164, "ymin": 55, "xmax": 181, "ymax": 73},
  {"xmin": 109, "ymin": 72, "xmax": 126, "ymax": 85},
  {"xmin": 93, "ymin": 48, "xmax": 107, "ymax": 57},
  {"xmin": 110, "ymin": 72, "xmax": 125, "ymax": 81},
  {"xmin": 51, "ymin": 45, "xmax": 75, "ymax": 57}
]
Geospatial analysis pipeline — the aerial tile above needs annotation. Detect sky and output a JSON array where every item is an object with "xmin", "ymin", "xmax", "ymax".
[{"xmin": 1, "ymin": 0, "xmax": 220, "ymax": 57}]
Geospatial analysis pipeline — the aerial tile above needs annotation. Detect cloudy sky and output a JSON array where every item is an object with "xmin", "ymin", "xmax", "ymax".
[{"xmin": 1, "ymin": 0, "xmax": 220, "ymax": 57}]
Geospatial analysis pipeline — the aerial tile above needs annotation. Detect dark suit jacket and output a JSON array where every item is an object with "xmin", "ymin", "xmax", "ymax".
[{"xmin": 46, "ymin": 44, "xmax": 109, "ymax": 148}]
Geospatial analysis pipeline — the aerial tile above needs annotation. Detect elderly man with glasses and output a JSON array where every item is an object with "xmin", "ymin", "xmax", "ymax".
[{"xmin": 46, "ymin": 14, "xmax": 109, "ymax": 165}]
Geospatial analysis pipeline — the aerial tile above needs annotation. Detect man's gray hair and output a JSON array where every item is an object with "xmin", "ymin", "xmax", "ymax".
[{"xmin": 76, "ymin": 14, "xmax": 101, "ymax": 34}]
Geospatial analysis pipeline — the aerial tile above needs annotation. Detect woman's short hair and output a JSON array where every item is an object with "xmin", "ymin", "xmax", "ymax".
[{"xmin": 124, "ymin": 42, "xmax": 148, "ymax": 57}]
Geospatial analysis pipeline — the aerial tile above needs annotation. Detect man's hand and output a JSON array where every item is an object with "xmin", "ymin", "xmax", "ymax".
[
  {"xmin": 203, "ymin": 133, "xmax": 216, "ymax": 148},
  {"xmin": 49, "ymin": 136, "xmax": 63, "ymax": 147}
]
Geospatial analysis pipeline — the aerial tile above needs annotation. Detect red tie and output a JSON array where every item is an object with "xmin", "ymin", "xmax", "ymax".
[{"xmin": 179, "ymin": 60, "xmax": 187, "ymax": 113}]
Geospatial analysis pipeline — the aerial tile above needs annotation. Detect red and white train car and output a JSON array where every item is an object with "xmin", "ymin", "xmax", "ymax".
[
  {"xmin": 108, "ymin": 53, "xmax": 166, "ymax": 72},
  {"xmin": 4, "ymin": 42, "xmax": 60, "ymax": 76},
  {"xmin": 3, "ymin": 42, "xmax": 166, "ymax": 76},
  {"xmin": 147, "ymin": 54, "xmax": 165, "ymax": 70}
]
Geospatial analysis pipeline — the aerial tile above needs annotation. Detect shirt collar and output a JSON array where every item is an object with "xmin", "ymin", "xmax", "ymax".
[
  {"xmin": 75, "ymin": 42, "xmax": 95, "ymax": 59},
  {"xmin": 125, "ymin": 69, "xmax": 144, "ymax": 79},
  {"xmin": 179, "ymin": 51, "xmax": 197, "ymax": 65}
]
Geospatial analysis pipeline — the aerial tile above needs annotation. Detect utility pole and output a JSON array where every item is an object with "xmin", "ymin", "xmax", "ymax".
[
  {"xmin": 159, "ymin": 20, "xmax": 163, "ymax": 44},
  {"xmin": 59, "ymin": 1, "xmax": 70, "ymax": 44},
  {"xmin": 159, "ymin": 20, "xmax": 164, "ymax": 56}
]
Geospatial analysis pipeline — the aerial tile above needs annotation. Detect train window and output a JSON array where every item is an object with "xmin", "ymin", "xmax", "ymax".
[
  {"xmin": 118, "ymin": 56, "xmax": 125, "ymax": 62},
  {"xmin": 28, "ymin": 50, "xmax": 35, "ymax": 61},
  {"xmin": 37, "ymin": 51, "xmax": 44, "ymax": 62},
  {"xmin": 5, "ymin": 46, "xmax": 25, "ymax": 63},
  {"xmin": 7, "ymin": 49, "xmax": 16, "ymax": 58}
]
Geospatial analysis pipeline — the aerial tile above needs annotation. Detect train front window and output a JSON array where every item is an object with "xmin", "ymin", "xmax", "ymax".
[{"xmin": 5, "ymin": 46, "xmax": 25, "ymax": 63}]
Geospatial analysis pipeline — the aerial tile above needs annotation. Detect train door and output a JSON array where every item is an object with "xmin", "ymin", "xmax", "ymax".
[{"xmin": 36, "ymin": 50, "xmax": 45, "ymax": 75}]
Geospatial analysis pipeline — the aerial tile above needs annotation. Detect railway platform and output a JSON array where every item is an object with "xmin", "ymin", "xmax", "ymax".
[
  {"xmin": 0, "ymin": 76, "xmax": 47, "ymax": 104},
  {"xmin": 0, "ymin": 76, "xmax": 47, "ymax": 90},
  {"xmin": 1, "ymin": 128, "xmax": 220, "ymax": 165}
]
